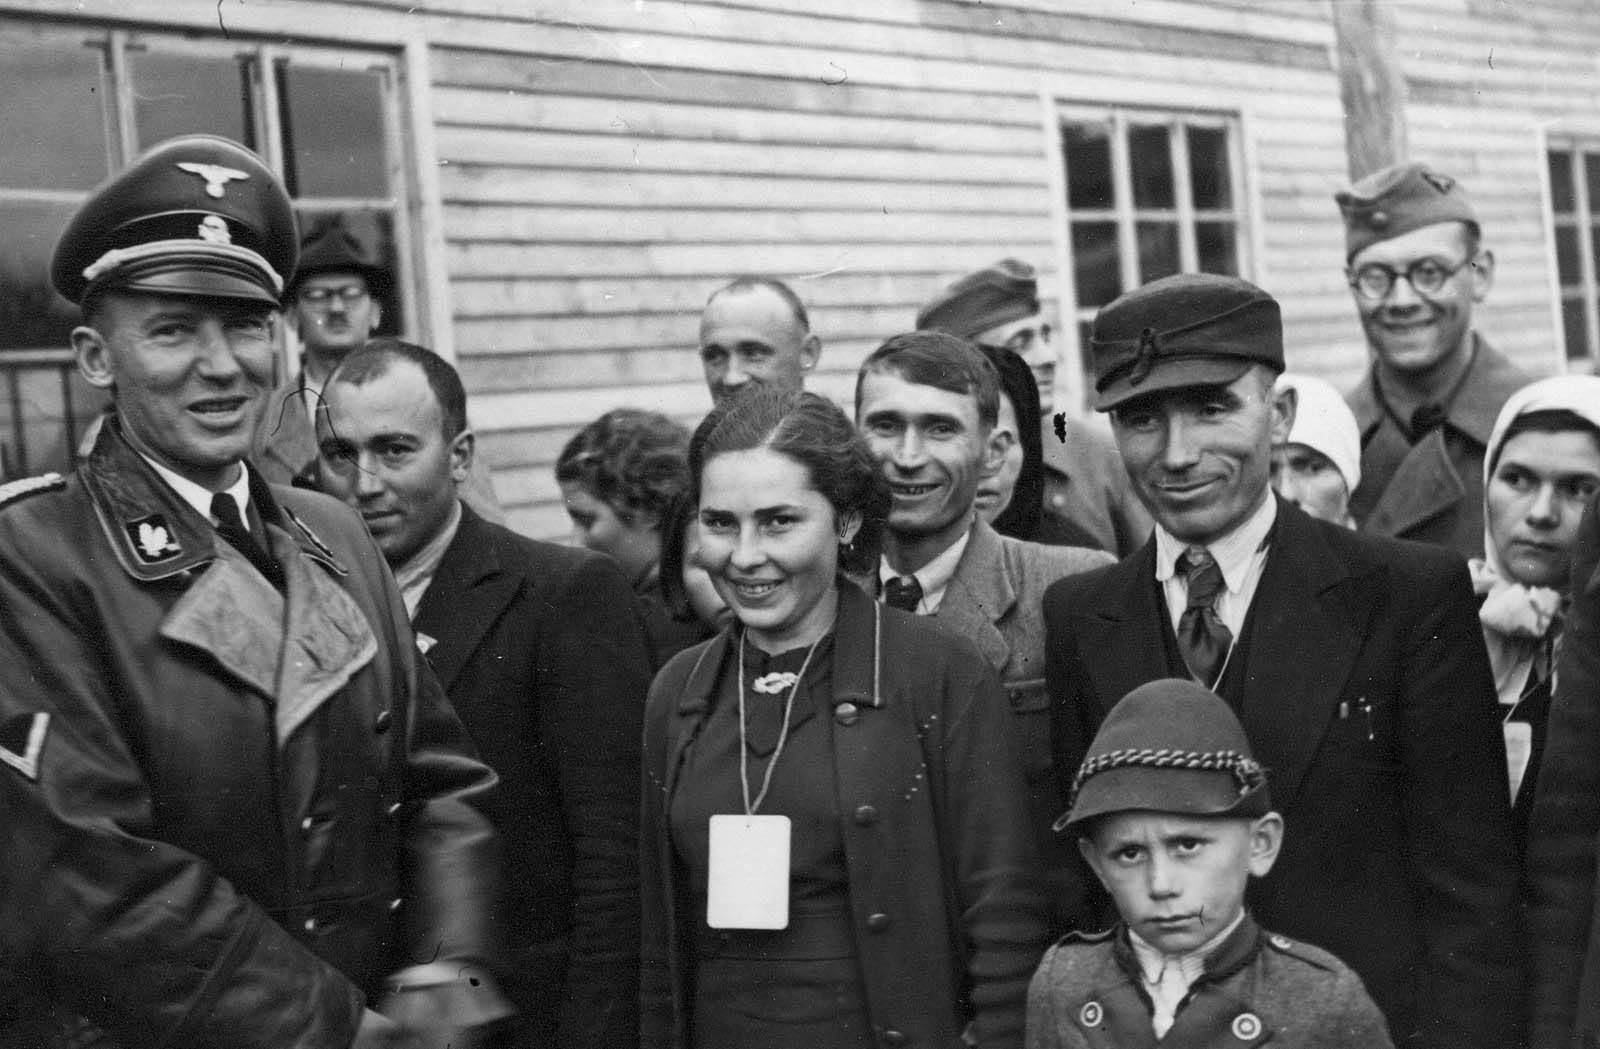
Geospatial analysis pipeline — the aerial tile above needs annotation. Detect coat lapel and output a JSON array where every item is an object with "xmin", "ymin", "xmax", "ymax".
[
  {"xmin": 931, "ymin": 521, "xmax": 1013, "ymax": 671},
  {"xmin": 1236, "ymin": 503, "xmax": 1371, "ymax": 813},
  {"xmin": 411, "ymin": 507, "xmax": 525, "ymax": 693},
  {"xmin": 1073, "ymin": 539, "xmax": 1171, "ymax": 718},
  {"xmin": 1361, "ymin": 425, "xmax": 1465, "ymax": 539}
]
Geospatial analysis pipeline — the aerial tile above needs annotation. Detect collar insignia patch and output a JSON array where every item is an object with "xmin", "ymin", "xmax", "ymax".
[
  {"xmin": 126, "ymin": 514, "xmax": 182, "ymax": 563},
  {"xmin": 176, "ymin": 161, "xmax": 249, "ymax": 199}
]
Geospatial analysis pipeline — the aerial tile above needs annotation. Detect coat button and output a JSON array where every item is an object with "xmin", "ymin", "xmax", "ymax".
[
  {"xmin": 374, "ymin": 710, "xmax": 393, "ymax": 734},
  {"xmin": 880, "ymin": 1030, "xmax": 906, "ymax": 1046},
  {"xmin": 303, "ymin": 917, "xmax": 318, "ymax": 934},
  {"xmin": 1007, "ymin": 688, "xmax": 1024, "ymax": 708},
  {"xmin": 1232, "ymin": 1012, "xmax": 1262, "ymax": 1040},
  {"xmin": 853, "ymin": 805, "xmax": 878, "ymax": 825},
  {"xmin": 389, "ymin": 897, "xmax": 403, "ymax": 913},
  {"xmin": 299, "ymin": 816, "xmax": 315, "ymax": 834},
  {"xmin": 866, "ymin": 912, "xmax": 891, "ymax": 932},
  {"xmin": 1079, "ymin": 1001, "xmax": 1103, "ymax": 1026},
  {"xmin": 834, "ymin": 702, "xmax": 860, "ymax": 726}
]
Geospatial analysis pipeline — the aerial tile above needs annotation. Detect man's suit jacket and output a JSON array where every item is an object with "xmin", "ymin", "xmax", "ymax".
[
  {"xmin": 1040, "ymin": 412, "xmax": 1152, "ymax": 557},
  {"xmin": 413, "ymin": 505, "xmax": 653, "ymax": 1049},
  {"xmin": 1043, "ymin": 500, "xmax": 1522, "ymax": 1049},
  {"xmin": 927, "ymin": 518, "xmax": 1112, "ymax": 925}
]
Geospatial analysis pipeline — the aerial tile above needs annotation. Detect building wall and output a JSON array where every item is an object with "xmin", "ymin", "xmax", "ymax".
[{"xmin": 1, "ymin": 0, "xmax": 1586, "ymax": 538}]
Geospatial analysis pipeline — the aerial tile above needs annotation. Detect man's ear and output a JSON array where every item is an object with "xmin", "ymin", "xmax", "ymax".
[
  {"xmin": 981, "ymin": 423, "xmax": 1012, "ymax": 477},
  {"xmin": 1269, "ymin": 381, "xmax": 1296, "ymax": 448},
  {"xmin": 800, "ymin": 332, "xmax": 821, "ymax": 372},
  {"xmin": 1247, "ymin": 812, "xmax": 1285, "ymax": 878},
  {"xmin": 367, "ymin": 299, "xmax": 384, "ymax": 336},
  {"xmin": 448, "ymin": 429, "xmax": 475, "ymax": 484},
  {"xmin": 73, "ymin": 326, "xmax": 115, "ymax": 391},
  {"xmin": 1469, "ymin": 248, "xmax": 1495, "ymax": 303},
  {"xmin": 837, "ymin": 508, "xmax": 862, "ymax": 546}
]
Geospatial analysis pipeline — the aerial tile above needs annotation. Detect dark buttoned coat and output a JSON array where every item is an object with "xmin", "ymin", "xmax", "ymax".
[
  {"xmin": 1044, "ymin": 499, "xmax": 1523, "ymax": 1049},
  {"xmin": 640, "ymin": 583, "xmax": 1051, "ymax": 1049},
  {"xmin": 412, "ymin": 505, "xmax": 653, "ymax": 1049}
]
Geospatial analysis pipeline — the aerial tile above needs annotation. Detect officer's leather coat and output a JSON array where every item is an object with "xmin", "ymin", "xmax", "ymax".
[{"xmin": 0, "ymin": 421, "xmax": 499, "ymax": 1048}]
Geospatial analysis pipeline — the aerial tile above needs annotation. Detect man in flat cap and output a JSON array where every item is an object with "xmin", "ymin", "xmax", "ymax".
[
  {"xmin": 1338, "ymin": 161, "xmax": 1531, "ymax": 558},
  {"xmin": 697, "ymin": 276, "xmax": 821, "ymax": 405},
  {"xmin": 255, "ymin": 219, "xmax": 504, "ymax": 522},
  {"xmin": 1043, "ymin": 272, "xmax": 1521, "ymax": 1049},
  {"xmin": 918, "ymin": 259, "xmax": 1150, "ymax": 556},
  {"xmin": 0, "ymin": 135, "xmax": 508, "ymax": 1049}
]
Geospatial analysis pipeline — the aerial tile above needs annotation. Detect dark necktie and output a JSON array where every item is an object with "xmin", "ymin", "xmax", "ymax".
[
  {"xmin": 883, "ymin": 575, "xmax": 924, "ymax": 613},
  {"xmin": 1410, "ymin": 402, "xmax": 1448, "ymax": 439},
  {"xmin": 210, "ymin": 492, "xmax": 283, "ymax": 590},
  {"xmin": 1177, "ymin": 547, "xmax": 1232, "ymax": 686}
]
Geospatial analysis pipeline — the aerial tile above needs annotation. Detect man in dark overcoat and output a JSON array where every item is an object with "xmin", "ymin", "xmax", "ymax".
[
  {"xmin": 316, "ymin": 339, "xmax": 654, "ymax": 1049},
  {"xmin": 1044, "ymin": 273, "xmax": 1522, "ymax": 1049},
  {"xmin": 0, "ymin": 135, "xmax": 506, "ymax": 1048}
]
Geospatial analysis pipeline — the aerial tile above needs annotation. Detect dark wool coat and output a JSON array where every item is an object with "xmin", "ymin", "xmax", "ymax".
[
  {"xmin": 1527, "ymin": 492, "xmax": 1600, "ymax": 1049},
  {"xmin": 0, "ymin": 422, "xmax": 498, "ymax": 1049},
  {"xmin": 1044, "ymin": 499, "xmax": 1523, "ymax": 1049},
  {"xmin": 640, "ymin": 583, "xmax": 1052, "ymax": 1049},
  {"xmin": 413, "ymin": 505, "xmax": 654, "ymax": 1049},
  {"xmin": 1025, "ymin": 917, "xmax": 1394, "ymax": 1049}
]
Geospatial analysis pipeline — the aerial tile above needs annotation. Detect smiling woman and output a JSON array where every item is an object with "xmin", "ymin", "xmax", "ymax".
[
  {"xmin": 1473, "ymin": 373, "xmax": 1600, "ymax": 847},
  {"xmin": 640, "ymin": 388, "xmax": 1050, "ymax": 1049}
]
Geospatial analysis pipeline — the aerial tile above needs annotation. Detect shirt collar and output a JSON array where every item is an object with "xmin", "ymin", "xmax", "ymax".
[
  {"xmin": 1154, "ymin": 493, "xmax": 1277, "ymax": 590},
  {"xmin": 879, "ymin": 526, "xmax": 971, "ymax": 606},
  {"xmin": 394, "ymin": 499, "xmax": 463, "ymax": 618},
  {"xmin": 136, "ymin": 451, "xmax": 254, "ymax": 530},
  {"xmin": 1127, "ymin": 907, "xmax": 1247, "ymax": 987}
]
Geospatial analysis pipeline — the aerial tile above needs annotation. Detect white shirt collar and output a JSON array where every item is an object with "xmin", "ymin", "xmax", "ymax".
[
  {"xmin": 395, "ymin": 499, "xmax": 464, "ymax": 619},
  {"xmin": 1153, "ymin": 494, "xmax": 1277, "ymax": 590},
  {"xmin": 878, "ymin": 527, "xmax": 972, "ymax": 614},
  {"xmin": 137, "ymin": 451, "xmax": 254, "ymax": 531}
]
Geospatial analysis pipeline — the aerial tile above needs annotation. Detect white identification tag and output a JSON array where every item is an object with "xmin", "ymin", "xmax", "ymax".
[{"xmin": 706, "ymin": 813, "xmax": 791, "ymax": 929}]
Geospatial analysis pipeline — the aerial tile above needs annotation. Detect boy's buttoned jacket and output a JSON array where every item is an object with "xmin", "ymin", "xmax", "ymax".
[{"xmin": 640, "ymin": 583, "xmax": 1051, "ymax": 1049}]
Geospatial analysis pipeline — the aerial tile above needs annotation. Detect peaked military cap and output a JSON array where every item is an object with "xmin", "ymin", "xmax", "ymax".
[
  {"xmin": 1089, "ymin": 273, "xmax": 1282, "ymax": 411},
  {"xmin": 1336, "ymin": 161, "xmax": 1478, "ymax": 261},
  {"xmin": 1057, "ymin": 678, "xmax": 1272, "ymax": 835},
  {"xmin": 51, "ymin": 134, "xmax": 296, "ymax": 307},
  {"xmin": 288, "ymin": 219, "xmax": 390, "ymax": 299},
  {"xmin": 916, "ymin": 258, "xmax": 1040, "ymax": 341}
]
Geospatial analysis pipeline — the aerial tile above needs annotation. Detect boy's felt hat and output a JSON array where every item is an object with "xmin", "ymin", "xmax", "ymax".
[
  {"xmin": 52, "ymin": 134, "xmax": 295, "ymax": 307},
  {"xmin": 1089, "ymin": 272, "xmax": 1282, "ymax": 411},
  {"xmin": 1055, "ymin": 678, "xmax": 1272, "ymax": 835},
  {"xmin": 916, "ymin": 258, "xmax": 1039, "ymax": 340},
  {"xmin": 1335, "ymin": 161, "xmax": 1478, "ymax": 261}
]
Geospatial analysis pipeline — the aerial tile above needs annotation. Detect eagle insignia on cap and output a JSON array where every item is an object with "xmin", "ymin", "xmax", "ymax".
[
  {"xmin": 1421, "ymin": 170, "xmax": 1456, "ymax": 195},
  {"xmin": 197, "ymin": 215, "xmax": 232, "ymax": 245},
  {"xmin": 126, "ymin": 515, "xmax": 182, "ymax": 563},
  {"xmin": 176, "ymin": 161, "xmax": 250, "ymax": 199}
]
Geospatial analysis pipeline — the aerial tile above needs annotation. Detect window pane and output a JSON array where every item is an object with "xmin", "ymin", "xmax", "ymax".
[
  {"xmin": 1187, "ymin": 126, "xmax": 1232, "ymax": 211},
  {"xmin": 0, "ymin": 363, "xmax": 107, "ymax": 479},
  {"xmin": 0, "ymin": 38, "xmax": 109, "ymax": 189},
  {"xmin": 1129, "ymin": 124, "xmax": 1174, "ymax": 210},
  {"xmin": 1563, "ymin": 297, "xmax": 1589, "ymax": 361},
  {"xmin": 131, "ymin": 51, "xmax": 250, "ymax": 151},
  {"xmin": 1585, "ymin": 154, "xmax": 1600, "ymax": 215},
  {"xmin": 1064, "ymin": 121, "xmax": 1114, "ymax": 210},
  {"xmin": 279, "ymin": 63, "xmax": 389, "ymax": 199},
  {"xmin": 1137, "ymin": 221, "xmax": 1180, "ymax": 283},
  {"xmin": 1071, "ymin": 221, "xmax": 1121, "ymax": 307},
  {"xmin": 1550, "ymin": 151, "xmax": 1576, "ymax": 214},
  {"xmin": 1554, "ymin": 225, "xmax": 1582, "ymax": 287},
  {"xmin": 293, "ymin": 208, "xmax": 402, "ymax": 337},
  {"xmin": 0, "ymin": 200, "xmax": 82, "ymax": 351},
  {"xmin": 1590, "ymin": 224, "xmax": 1600, "ymax": 287},
  {"xmin": 1196, "ymin": 221, "xmax": 1238, "ymax": 275}
]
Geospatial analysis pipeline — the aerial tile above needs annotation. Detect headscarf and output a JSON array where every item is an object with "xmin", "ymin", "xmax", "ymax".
[
  {"xmin": 1275, "ymin": 373, "xmax": 1362, "ymax": 494},
  {"xmin": 977, "ymin": 344, "xmax": 1044, "ymax": 541},
  {"xmin": 1474, "ymin": 374, "xmax": 1600, "ymax": 705}
]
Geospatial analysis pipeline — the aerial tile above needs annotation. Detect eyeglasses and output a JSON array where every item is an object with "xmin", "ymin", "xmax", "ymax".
[
  {"xmin": 298, "ymin": 284, "xmax": 370, "ymax": 306},
  {"xmin": 1348, "ymin": 258, "xmax": 1472, "ymax": 301}
]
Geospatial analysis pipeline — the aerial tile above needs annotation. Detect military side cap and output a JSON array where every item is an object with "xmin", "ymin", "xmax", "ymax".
[
  {"xmin": 51, "ymin": 134, "xmax": 295, "ymax": 307},
  {"xmin": 1336, "ymin": 161, "xmax": 1477, "ymax": 261},
  {"xmin": 289, "ymin": 219, "xmax": 390, "ymax": 299},
  {"xmin": 916, "ymin": 258, "xmax": 1039, "ymax": 341},
  {"xmin": 1090, "ymin": 273, "xmax": 1282, "ymax": 411},
  {"xmin": 1055, "ymin": 678, "xmax": 1272, "ymax": 835}
]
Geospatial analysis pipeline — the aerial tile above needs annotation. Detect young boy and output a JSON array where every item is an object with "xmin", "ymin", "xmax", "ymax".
[{"xmin": 1028, "ymin": 679, "xmax": 1393, "ymax": 1048}]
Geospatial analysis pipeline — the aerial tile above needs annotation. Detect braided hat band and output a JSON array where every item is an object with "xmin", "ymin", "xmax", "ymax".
[{"xmin": 1067, "ymin": 747, "xmax": 1266, "ymax": 813}]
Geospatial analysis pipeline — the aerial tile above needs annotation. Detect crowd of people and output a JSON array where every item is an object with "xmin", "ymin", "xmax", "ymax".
[{"xmin": 3, "ymin": 131, "xmax": 1600, "ymax": 1049}]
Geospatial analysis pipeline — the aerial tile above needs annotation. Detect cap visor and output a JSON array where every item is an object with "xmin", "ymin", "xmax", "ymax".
[
  {"xmin": 117, "ymin": 268, "xmax": 281, "ymax": 307},
  {"xmin": 1094, "ymin": 357, "xmax": 1255, "ymax": 411}
]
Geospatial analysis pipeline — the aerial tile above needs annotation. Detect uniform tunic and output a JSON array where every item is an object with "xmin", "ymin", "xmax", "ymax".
[{"xmin": 1025, "ymin": 918, "xmax": 1394, "ymax": 1049}]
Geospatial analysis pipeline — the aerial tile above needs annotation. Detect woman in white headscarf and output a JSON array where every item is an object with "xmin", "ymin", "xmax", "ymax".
[{"xmin": 1474, "ymin": 374, "xmax": 1600, "ymax": 848}]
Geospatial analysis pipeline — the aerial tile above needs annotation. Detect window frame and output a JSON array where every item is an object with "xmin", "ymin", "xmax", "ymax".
[{"xmin": 1543, "ymin": 134, "xmax": 1600, "ymax": 369}]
